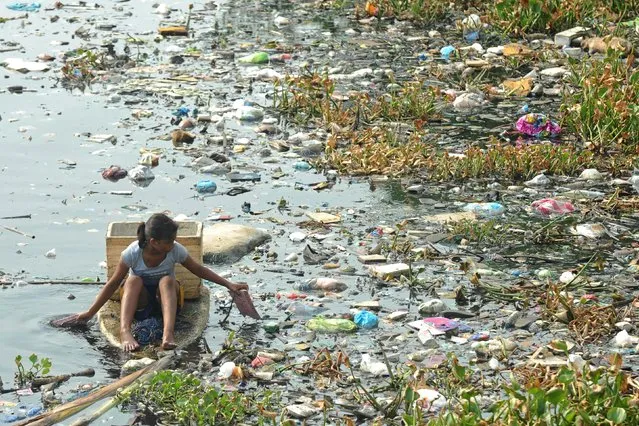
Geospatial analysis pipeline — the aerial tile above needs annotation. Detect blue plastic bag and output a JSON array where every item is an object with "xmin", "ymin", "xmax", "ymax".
[
  {"xmin": 440, "ymin": 45, "xmax": 455, "ymax": 60},
  {"xmin": 354, "ymin": 310, "xmax": 379, "ymax": 329}
]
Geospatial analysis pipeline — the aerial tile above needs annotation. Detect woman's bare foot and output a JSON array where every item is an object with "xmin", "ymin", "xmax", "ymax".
[
  {"xmin": 121, "ymin": 329, "xmax": 140, "ymax": 352},
  {"xmin": 161, "ymin": 333, "xmax": 176, "ymax": 350}
]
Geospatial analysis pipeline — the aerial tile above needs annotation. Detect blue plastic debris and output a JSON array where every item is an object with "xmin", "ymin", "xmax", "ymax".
[
  {"xmin": 7, "ymin": 3, "xmax": 41, "ymax": 12},
  {"xmin": 463, "ymin": 202, "xmax": 505, "ymax": 217},
  {"xmin": 464, "ymin": 31, "xmax": 480, "ymax": 42},
  {"xmin": 172, "ymin": 106, "xmax": 190, "ymax": 117},
  {"xmin": 195, "ymin": 180, "xmax": 217, "ymax": 193},
  {"xmin": 354, "ymin": 310, "xmax": 379, "ymax": 329},
  {"xmin": 440, "ymin": 45, "xmax": 455, "ymax": 60}
]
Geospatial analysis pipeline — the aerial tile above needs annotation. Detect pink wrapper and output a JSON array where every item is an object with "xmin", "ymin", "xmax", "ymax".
[{"xmin": 516, "ymin": 113, "xmax": 561, "ymax": 136}]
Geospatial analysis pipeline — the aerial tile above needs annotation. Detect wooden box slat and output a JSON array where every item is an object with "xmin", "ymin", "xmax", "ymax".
[{"xmin": 106, "ymin": 221, "xmax": 202, "ymax": 300}]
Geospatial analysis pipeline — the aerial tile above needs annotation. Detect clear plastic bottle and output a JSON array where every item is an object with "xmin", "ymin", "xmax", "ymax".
[{"xmin": 285, "ymin": 301, "xmax": 326, "ymax": 318}]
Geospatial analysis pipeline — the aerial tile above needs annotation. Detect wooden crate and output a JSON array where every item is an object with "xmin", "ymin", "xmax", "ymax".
[{"xmin": 106, "ymin": 221, "xmax": 203, "ymax": 300}]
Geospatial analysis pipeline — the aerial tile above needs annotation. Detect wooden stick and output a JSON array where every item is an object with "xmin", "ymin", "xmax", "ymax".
[
  {"xmin": 32, "ymin": 368, "xmax": 95, "ymax": 388},
  {"xmin": 16, "ymin": 356, "xmax": 174, "ymax": 426},
  {"xmin": 186, "ymin": 4, "xmax": 193, "ymax": 33},
  {"xmin": 0, "ymin": 214, "xmax": 31, "ymax": 219},
  {"xmin": 28, "ymin": 280, "xmax": 102, "ymax": 285},
  {"xmin": 68, "ymin": 362, "xmax": 168, "ymax": 426},
  {"xmin": 0, "ymin": 224, "xmax": 35, "ymax": 238}
]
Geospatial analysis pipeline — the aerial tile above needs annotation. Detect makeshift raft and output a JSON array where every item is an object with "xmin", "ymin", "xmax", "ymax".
[{"xmin": 97, "ymin": 286, "xmax": 210, "ymax": 350}]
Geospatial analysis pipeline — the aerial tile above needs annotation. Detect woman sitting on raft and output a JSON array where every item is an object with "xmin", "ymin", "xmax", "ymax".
[{"xmin": 56, "ymin": 213, "xmax": 248, "ymax": 351}]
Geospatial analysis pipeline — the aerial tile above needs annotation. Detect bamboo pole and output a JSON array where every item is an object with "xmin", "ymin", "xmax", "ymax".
[{"xmin": 16, "ymin": 356, "xmax": 174, "ymax": 426}]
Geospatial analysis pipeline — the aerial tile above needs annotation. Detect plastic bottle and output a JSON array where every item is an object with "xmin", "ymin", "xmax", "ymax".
[
  {"xmin": 463, "ymin": 202, "xmax": 505, "ymax": 217},
  {"xmin": 235, "ymin": 105, "xmax": 264, "ymax": 121},
  {"xmin": 285, "ymin": 301, "xmax": 327, "ymax": 318},
  {"xmin": 306, "ymin": 317, "xmax": 357, "ymax": 333},
  {"xmin": 195, "ymin": 180, "xmax": 217, "ymax": 194}
]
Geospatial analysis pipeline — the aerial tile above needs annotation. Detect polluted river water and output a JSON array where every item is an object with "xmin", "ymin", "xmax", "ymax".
[
  {"xmin": 2, "ymin": 0, "xmax": 639, "ymax": 424},
  {"xmin": 0, "ymin": 0, "xmax": 420, "ymax": 422}
]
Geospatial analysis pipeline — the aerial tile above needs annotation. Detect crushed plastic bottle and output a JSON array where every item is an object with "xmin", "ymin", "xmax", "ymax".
[
  {"xmin": 285, "ymin": 301, "xmax": 327, "ymax": 318},
  {"xmin": 462, "ymin": 202, "xmax": 505, "ymax": 217}
]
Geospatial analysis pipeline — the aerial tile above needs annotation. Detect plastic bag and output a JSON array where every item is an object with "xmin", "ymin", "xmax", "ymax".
[
  {"xmin": 360, "ymin": 354, "xmax": 388, "ymax": 376},
  {"xmin": 354, "ymin": 310, "xmax": 379, "ymax": 329},
  {"xmin": 128, "ymin": 165, "xmax": 154, "ymax": 182},
  {"xmin": 463, "ymin": 202, "xmax": 504, "ymax": 217},
  {"xmin": 531, "ymin": 198, "xmax": 575, "ymax": 216},
  {"xmin": 7, "ymin": 3, "xmax": 41, "ymax": 12},
  {"xmin": 306, "ymin": 317, "xmax": 356, "ymax": 333},
  {"xmin": 515, "ymin": 113, "xmax": 561, "ymax": 136},
  {"xmin": 238, "ymin": 52, "xmax": 269, "ymax": 64}
]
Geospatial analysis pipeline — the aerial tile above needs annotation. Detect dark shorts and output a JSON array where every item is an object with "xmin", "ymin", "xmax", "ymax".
[{"xmin": 134, "ymin": 275, "xmax": 179, "ymax": 321}]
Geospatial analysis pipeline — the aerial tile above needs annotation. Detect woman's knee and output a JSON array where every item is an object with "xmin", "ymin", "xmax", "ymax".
[
  {"xmin": 122, "ymin": 275, "xmax": 143, "ymax": 291},
  {"xmin": 158, "ymin": 276, "xmax": 177, "ymax": 290}
]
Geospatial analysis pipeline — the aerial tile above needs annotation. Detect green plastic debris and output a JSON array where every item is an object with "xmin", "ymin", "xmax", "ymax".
[
  {"xmin": 306, "ymin": 317, "xmax": 357, "ymax": 333},
  {"xmin": 238, "ymin": 52, "xmax": 269, "ymax": 64},
  {"xmin": 263, "ymin": 321, "xmax": 280, "ymax": 333}
]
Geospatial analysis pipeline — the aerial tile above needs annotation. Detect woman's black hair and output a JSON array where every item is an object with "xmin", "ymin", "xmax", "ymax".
[{"xmin": 136, "ymin": 213, "xmax": 179, "ymax": 248}]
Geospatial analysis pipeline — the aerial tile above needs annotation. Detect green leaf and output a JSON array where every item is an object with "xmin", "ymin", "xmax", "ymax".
[
  {"xmin": 42, "ymin": 368, "xmax": 50, "ymax": 376},
  {"xmin": 550, "ymin": 340, "xmax": 568, "ymax": 353},
  {"xmin": 557, "ymin": 368, "xmax": 575, "ymax": 384},
  {"xmin": 405, "ymin": 387, "xmax": 418, "ymax": 404},
  {"xmin": 546, "ymin": 388, "xmax": 566, "ymax": 405},
  {"xmin": 15, "ymin": 355, "xmax": 22, "ymax": 365},
  {"xmin": 607, "ymin": 407, "xmax": 627, "ymax": 424},
  {"xmin": 29, "ymin": 354, "xmax": 38, "ymax": 365}
]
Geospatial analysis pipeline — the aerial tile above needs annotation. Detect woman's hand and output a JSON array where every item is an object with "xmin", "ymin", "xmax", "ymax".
[
  {"xmin": 51, "ymin": 311, "xmax": 92, "ymax": 327},
  {"xmin": 227, "ymin": 282, "xmax": 249, "ymax": 294}
]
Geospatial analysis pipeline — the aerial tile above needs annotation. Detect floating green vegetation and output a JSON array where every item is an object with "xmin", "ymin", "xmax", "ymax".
[
  {"xmin": 14, "ymin": 353, "xmax": 52, "ymax": 387},
  {"xmin": 429, "ymin": 354, "xmax": 639, "ymax": 425},
  {"xmin": 125, "ymin": 370, "xmax": 281, "ymax": 425}
]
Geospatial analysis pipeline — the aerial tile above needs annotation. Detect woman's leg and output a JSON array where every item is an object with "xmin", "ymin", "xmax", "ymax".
[
  {"xmin": 158, "ymin": 276, "xmax": 178, "ymax": 349},
  {"xmin": 120, "ymin": 275, "xmax": 143, "ymax": 352}
]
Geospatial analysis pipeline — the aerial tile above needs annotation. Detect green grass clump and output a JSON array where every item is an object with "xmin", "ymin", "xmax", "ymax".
[
  {"xmin": 491, "ymin": 0, "xmax": 639, "ymax": 35},
  {"xmin": 562, "ymin": 52, "xmax": 639, "ymax": 154}
]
